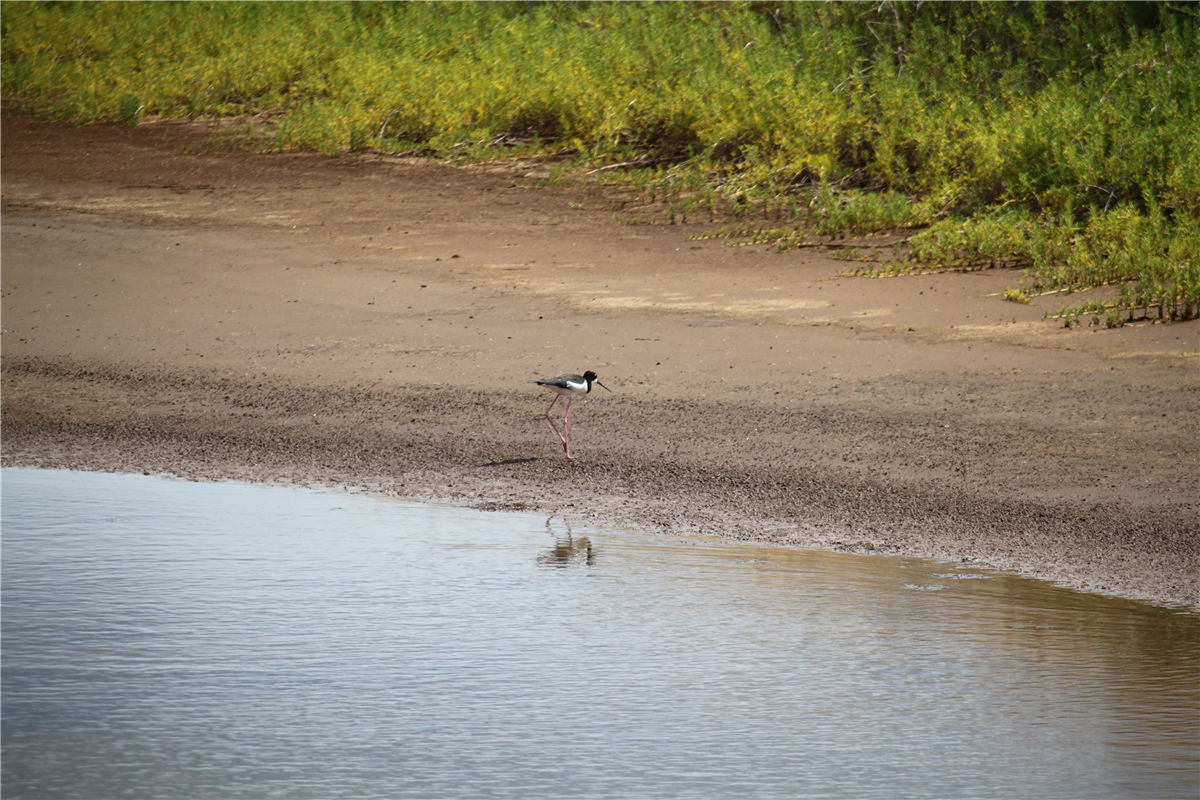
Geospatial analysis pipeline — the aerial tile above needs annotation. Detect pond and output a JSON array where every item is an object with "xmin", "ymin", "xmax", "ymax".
[{"xmin": 3, "ymin": 468, "xmax": 1196, "ymax": 799}]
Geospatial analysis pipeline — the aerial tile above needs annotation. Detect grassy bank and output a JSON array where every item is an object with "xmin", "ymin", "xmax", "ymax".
[{"xmin": 3, "ymin": 1, "xmax": 1197, "ymax": 325}]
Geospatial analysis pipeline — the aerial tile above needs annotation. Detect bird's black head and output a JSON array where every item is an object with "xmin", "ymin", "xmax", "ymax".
[{"xmin": 583, "ymin": 370, "xmax": 611, "ymax": 392}]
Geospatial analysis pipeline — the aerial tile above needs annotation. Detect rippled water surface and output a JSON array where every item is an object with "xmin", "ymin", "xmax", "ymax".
[{"xmin": 3, "ymin": 468, "xmax": 1197, "ymax": 800}]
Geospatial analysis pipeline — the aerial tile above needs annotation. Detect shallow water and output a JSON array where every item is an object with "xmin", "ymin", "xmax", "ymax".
[{"xmin": 2, "ymin": 467, "xmax": 1197, "ymax": 800}]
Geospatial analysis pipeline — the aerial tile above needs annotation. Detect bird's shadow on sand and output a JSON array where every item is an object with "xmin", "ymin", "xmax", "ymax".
[{"xmin": 478, "ymin": 457, "xmax": 540, "ymax": 468}]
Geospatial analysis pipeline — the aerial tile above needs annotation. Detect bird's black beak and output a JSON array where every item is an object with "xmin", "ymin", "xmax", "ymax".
[{"xmin": 596, "ymin": 381, "xmax": 611, "ymax": 392}]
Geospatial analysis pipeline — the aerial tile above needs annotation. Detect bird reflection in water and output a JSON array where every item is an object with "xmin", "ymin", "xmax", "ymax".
[{"xmin": 537, "ymin": 513, "xmax": 594, "ymax": 568}]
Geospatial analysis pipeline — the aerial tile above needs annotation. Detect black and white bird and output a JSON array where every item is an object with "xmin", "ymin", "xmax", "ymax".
[{"xmin": 529, "ymin": 370, "xmax": 610, "ymax": 459}]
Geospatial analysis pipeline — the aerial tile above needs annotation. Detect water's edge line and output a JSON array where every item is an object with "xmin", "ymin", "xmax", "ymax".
[{"xmin": 4, "ymin": 460, "xmax": 1194, "ymax": 615}]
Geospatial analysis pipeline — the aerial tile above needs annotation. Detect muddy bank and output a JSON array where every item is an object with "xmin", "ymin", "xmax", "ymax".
[{"xmin": 2, "ymin": 115, "xmax": 1198, "ymax": 607}]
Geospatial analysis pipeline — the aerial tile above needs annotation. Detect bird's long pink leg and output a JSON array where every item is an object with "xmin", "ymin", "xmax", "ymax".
[
  {"xmin": 543, "ymin": 395, "xmax": 568, "ymax": 448},
  {"xmin": 561, "ymin": 398, "xmax": 573, "ymax": 459}
]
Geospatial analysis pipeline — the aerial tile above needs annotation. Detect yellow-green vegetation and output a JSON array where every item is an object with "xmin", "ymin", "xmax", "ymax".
[{"xmin": 3, "ymin": 1, "xmax": 1197, "ymax": 326}]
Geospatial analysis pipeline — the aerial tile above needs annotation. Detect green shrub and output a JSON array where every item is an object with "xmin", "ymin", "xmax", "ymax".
[{"xmin": 3, "ymin": 1, "xmax": 1195, "ymax": 321}]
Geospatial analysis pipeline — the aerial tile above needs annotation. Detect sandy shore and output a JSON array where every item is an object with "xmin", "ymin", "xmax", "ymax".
[{"xmin": 3, "ymin": 114, "xmax": 1198, "ymax": 608}]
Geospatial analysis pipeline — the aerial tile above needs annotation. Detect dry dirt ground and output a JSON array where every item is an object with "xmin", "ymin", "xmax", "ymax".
[{"xmin": 3, "ymin": 114, "xmax": 1198, "ymax": 608}]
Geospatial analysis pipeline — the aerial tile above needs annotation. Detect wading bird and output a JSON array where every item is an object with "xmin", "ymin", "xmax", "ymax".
[{"xmin": 529, "ymin": 370, "xmax": 610, "ymax": 460}]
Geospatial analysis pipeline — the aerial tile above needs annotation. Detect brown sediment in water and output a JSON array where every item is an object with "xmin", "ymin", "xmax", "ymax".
[{"xmin": 2, "ymin": 114, "xmax": 1197, "ymax": 609}]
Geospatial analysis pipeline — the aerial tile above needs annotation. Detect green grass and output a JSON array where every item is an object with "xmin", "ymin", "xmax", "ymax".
[{"xmin": 3, "ymin": 1, "xmax": 1197, "ymax": 325}]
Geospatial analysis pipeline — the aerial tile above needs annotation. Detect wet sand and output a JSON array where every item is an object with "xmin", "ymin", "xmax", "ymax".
[{"xmin": 2, "ymin": 114, "xmax": 1197, "ymax": 608}]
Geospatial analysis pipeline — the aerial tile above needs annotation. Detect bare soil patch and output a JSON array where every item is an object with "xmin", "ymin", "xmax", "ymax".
[{"xmin": 3, "ymin": 114, "xmax": 1197, "ymax": 607}]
